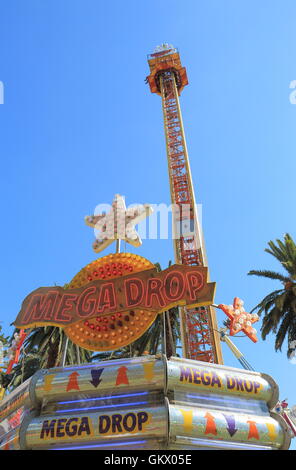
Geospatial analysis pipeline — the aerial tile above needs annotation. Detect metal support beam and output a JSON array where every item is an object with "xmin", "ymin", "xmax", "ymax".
[
  {"xmin": 159, "ymin": 71, "xmax": 223, "ymax": 364},
  {"xmin": 219, "ymin": 328, "xmax": 254, "ymax": 371}
]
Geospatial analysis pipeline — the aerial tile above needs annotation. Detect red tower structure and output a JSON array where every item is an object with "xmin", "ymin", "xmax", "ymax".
[{"xmin": 146, "ymin": 44, "xmax": 223, "ymax": 364}]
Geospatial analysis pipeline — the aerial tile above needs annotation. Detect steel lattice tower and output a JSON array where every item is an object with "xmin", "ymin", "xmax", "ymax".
[{"xmin": 146, "ymin": 44, "xmax": 223, "ymax": 364}]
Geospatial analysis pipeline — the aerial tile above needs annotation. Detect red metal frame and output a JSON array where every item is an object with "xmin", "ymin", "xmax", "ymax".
[
  {"xmin": 147, "ymin": 51, "xmax": 221, "ymax": 363},
  {"xmin": 6, "ymin": 330, "xmax": 27, "ymax": 374}
]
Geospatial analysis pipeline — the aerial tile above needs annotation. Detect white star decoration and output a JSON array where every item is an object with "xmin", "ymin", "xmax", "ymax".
[
  {"xmin": 218, "ymin": 297, "xmax": 259, "ymax": 343},
  {"xmin": 85, "ymin": 194, "xmax": 153, "ymax": 253}
]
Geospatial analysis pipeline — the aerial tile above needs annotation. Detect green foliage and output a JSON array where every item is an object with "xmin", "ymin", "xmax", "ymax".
[
  {"xmin": 248, "ymin": 233, "xmax": 296, "ymax": 357},
  {"xmin": 23, "ymin": 326, "xmax": 92, "ymax": 369},
  {"xmin": 0, "ymin": 326, "xmax": 12, "ymax": 391},
  {"xmin": 0, "ymin": 372, "xmax": 14, "ymax": 389},
  {"xmin": 1, "ymin": 326, "xmax": 93, "ymax": 393},
  {"xmin": 3, "ymin": 353, "xmax": 41, "ymax": 392},
  {"xmin": 0, "ymin": 325, "xmax": 9, "ymax": 346}
]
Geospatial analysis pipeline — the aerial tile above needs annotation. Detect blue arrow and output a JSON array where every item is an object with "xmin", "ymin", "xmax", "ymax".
[
  {"xmin": 223, "ymin": 414, "xmax": 238, "ymax": 437},
  {"xmin": 90, "ymin": 368, "xmax": 104, "ymax": 388}
]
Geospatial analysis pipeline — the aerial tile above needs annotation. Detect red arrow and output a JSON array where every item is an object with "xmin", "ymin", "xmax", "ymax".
[
  {"xmin": 6, "ymin": 330, "xmax": 27, "ymax": 374},
  {"xmin": 204, "ymin": 412, "xmax": 217, "ymax": 435},
  {"xmin": 247, "ymin": 420, "xmax": 260, "ymax": 439},
  {"xmin": 116, "ymin": 366, "xmax": 129, "ymax": 386},
  {"xmin": 66, "ymin": 372, "xmax": 80, "ymax": 392}
]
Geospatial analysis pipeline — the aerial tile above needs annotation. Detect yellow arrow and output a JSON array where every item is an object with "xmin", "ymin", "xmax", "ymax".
[
  {"xmin": 266, "ymin": 422, "xmax": 277, "ymax": 441},
  {"xmin": 43, "ymin": 374, "xmax": 55, "ymax": 392},
  {"xmin": 180, "ymin": 409, "xmax": 193, "ymax": 432},
  {"xmin": 142, "ymin": 362, "xmax": 155, "ymax": 381}
]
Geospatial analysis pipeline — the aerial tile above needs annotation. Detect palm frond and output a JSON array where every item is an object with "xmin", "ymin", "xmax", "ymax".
[
  {"xmin": 249, "ymin": 233, "xmax": 296, "ymax": 358},
  {"xmin": 250, "ymin": 289, "xmax": 284, "ymax": 314},
  {"xmin": 274, "ymin": 310, "xmax": 294, "ymax": 352},
  {"xmin": 248, "ymin": 270, "xmax": 291, "ymax": 283},
  {"xmin": 261, "ymin": 306, "xmax": 284, "ymax": 339}
]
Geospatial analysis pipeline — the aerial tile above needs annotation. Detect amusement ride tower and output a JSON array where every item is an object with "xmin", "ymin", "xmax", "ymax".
[
  {"xmin": 146, "ymin": 44, "xmax": 223, "ymax": 364},
  {"xmin": 0, "ymin": 44, "xmax": 292, "ymax": 452}
]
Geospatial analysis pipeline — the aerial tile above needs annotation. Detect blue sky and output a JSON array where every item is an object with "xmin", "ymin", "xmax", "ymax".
[{"xmin": 0, "ymin": 0, "xmax": 296, "ymax": 446}]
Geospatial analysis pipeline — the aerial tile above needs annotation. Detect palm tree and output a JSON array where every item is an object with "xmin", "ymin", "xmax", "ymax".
[
  {"xmin": 248, "ymin": 233, "xmax": 296, "ymax": 357},
  {"xmin": 0, "ymin": 326, "xmax": 93, "ymax": 393},
  {"xmin": 23, "ymin": 326, "xmax": 92, "ymax": 368},
  {"xmin": 3, "ymin": 352, "xmax": 41, "ymax": 392},
  {"xmin": 0, "ymin": 326, "xmax": 10, "ymax": 393},
  {"xmin": 0, "ymin": 325, "xmax": 9, "ymax": 347},
  {"xmin": 3, "ymin": 279, "xmax": 95, "ymax": 391}
]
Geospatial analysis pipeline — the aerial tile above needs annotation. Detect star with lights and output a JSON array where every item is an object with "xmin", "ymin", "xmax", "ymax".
[
  {"xmin": 85, "ymin": 194, "xmax": 153, "ymax": 253},
  {"xmin": 218, "ymin": 297, "xmax": 259, "ymax": 343}
]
